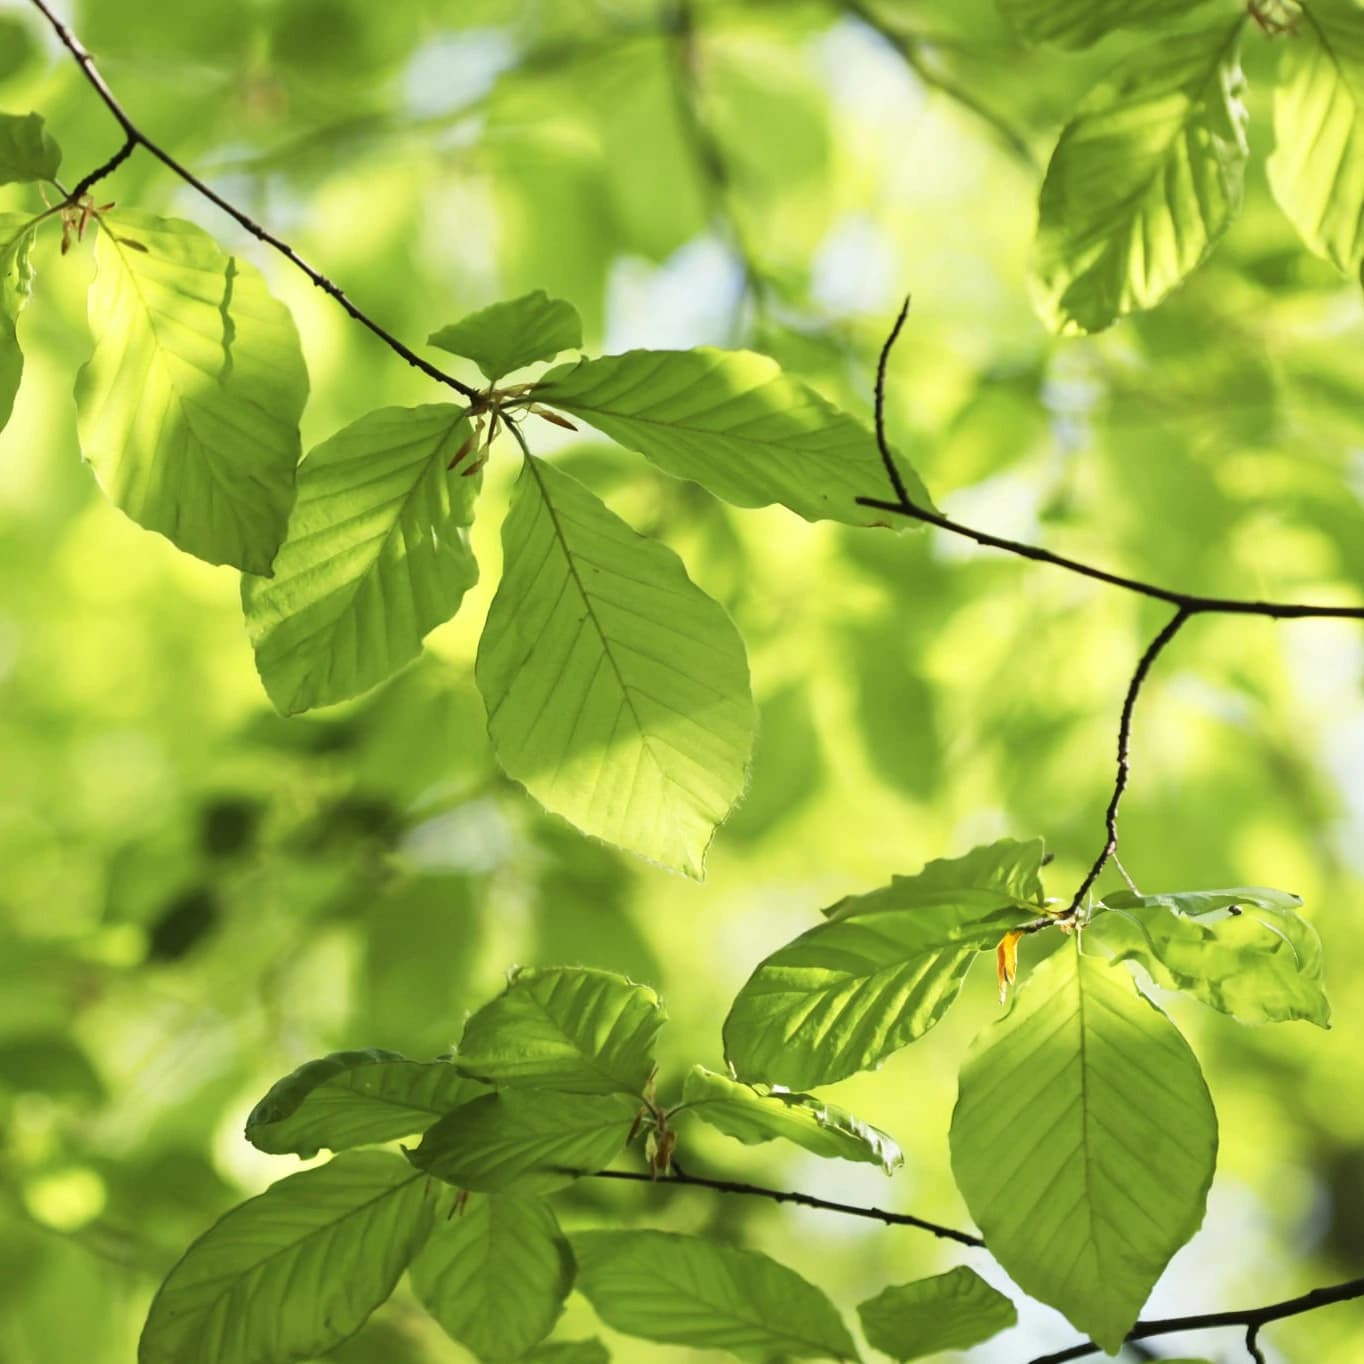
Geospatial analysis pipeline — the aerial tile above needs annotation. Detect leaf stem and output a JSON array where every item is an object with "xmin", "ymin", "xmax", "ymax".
[{"xmin": 27, "ymin": 0, "xmax": 481, "ymax": 402}]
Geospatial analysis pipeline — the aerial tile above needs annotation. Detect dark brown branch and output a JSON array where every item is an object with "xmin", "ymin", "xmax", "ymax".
[
  {"xmin": 28, "ymin": 0, "xmax": 480, "ymax": 402},
  {"xmin": 866, "ymin": 297, "xmax": 1364, "ymax": 622},
  {"xmin": 1063, "ymin": 606, "xmax": 1191, "ymax": 916},
  {"xmin": 1027, "ymin": 1273, "xmax": 1364, "ymax": 1363},
  {"xmin": 586, "ymin": 1166, "xmax": 985, "ymax": 1247}
]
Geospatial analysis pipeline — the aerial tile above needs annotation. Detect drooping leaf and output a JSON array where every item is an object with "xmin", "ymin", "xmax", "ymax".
[
  {"xmin": 429, "ymin": 290, "xmax": 583, "ymax": 381},
  {"xmin": 0, "ymin": 211, "xmax": 37, "ymax": 432},
  {"xmin": 724, "ymin": 841, "xmax": 1047, "ymax": 1088},
  {"xmin": 532, "ymin": 348, "xmax": 935, "ymax": 526},
  {"xmin": 823, "ymin": 837, "xmax": 1048, "ymax": 921},
  {"xmin": 1091, "ymin": 888, "xmax": 1329, "ymax": 1027},
  {"xmin": 1267, "ymin": 0, "xmax": 1364, "ymax": 271},
  {"xmin": 75, "ymin": 210, "xmax": 308, "ymax": 573},
  {"xmin": 410, "ymin": 1194, "xmax": 574, "ymax": 1363},
  {"xmin": 680, "ymin": 1065, "xmax": 902, "ymax": 1172},
  {"xmin": 139, "ymin": 1151, "xmax": 433, "ymax": 1364},
  {"xmin": 476, "ymin": 454, "xmax": 753, "ymax": 877},
  {"xmin": 241, "ymin": 404, "xmax": 479, "ymax": 714},
  {"xmin": 454, "ymin": 966, "xmax": 665, "ymax": 1096},
  {"xmin": 407, "ymin": 1089, "xmax": 639, "ymax": 1193},
  {"xmin": 997, "ymin": 0, "xmax": 1214, "ymax": 50},
  {"xmin": 950, "ymin": 944, "xmax": 1217, "ymax": 1353},
  {"xmin": 0, "ymin": 111, "xmax": 59, "ymax": 183},
  {"xmin": 857, "ymin": 1267, "xmax": 1017, "ymax": 1361},
  {"xmin": 1031, "ymin": 22, "xmax": 1249, "ymax": 334},
  {"xmin": 245, "ymin": 1050, "xmax": 484, "ymax": 1157},
  {"xmin": 571, "ymin": 1230, "xmax": 858, "ymax": 1361}
]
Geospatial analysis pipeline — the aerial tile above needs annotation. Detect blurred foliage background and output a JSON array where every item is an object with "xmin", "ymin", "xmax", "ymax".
[{"xmin": 1, "ymin": 0, "xmax": 1362, "ymax": 1359}]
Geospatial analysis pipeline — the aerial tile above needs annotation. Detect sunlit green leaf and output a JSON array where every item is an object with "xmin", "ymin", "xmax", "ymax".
[
  {"xmin": 408, "ymin": 1089, "xmax": 639, "ymax": 1193},
  {"xmin": 1092, "ymin": 888, "xmax": 1329, "ymax": 1027},
  {"xmin": 533, "ymin": 348, "xmax": 935, "ymax": 525},
  {"xmin": 0, "ymin": 211, "xmax": 36, "ymax": 432},
  {"xmin": 0, "ymin": 111, "xmax": 58, "ymax": 183},
  {"xmin": 1031, "ymin": 22, "xmax": 1248, "ymax": 334},
  {"xmin": 245, "ymin": 1050, "xmax": 483, "ymax": 1157},
  {"xmin": 723, "ymin": 840, "xmax": 1047, "ymax": 1088},
  {"xmin": 823, "ymin": 837, "xmax": 1047, "ymax": 921},
  {"xmin": 476, "ymin": 454, "xmax": 753, "ymax": 877},
  {"xmin": 139, "ymin": 1151, "xmax": 432, "ymax": 1364},
  {"xmin": 857, "ymin": 1267, "xmax": 1017, "ymax": 1360},
  {"xmin": 950, "ymin": 944, "xmax": 1217, "ymax": 1353},
  {"xmin": 241, "ymin": 404, "xmax": 479, "ymax": 714},
  {"xmin": 680, "ymin": 1065, "xmax": 902, "ymax": 1171},
  {"xmin": 997, "ymin": 0, "xmax": 1213, "ymax": 49},
  {"xmin": 455, "ymin": 966, "xmax": 665, "ymax": 1095},
  {"xmin": 410, "ymin": 1193, "xmax": 574, "ymax": 1363},
  {"xmin": 75, "ymin": 211, "xmax": 308, "ymax": 572},
  {"xmin": 571, "ymin": 1230, "xmax": 858, "ymax": 1360},
  {"xmin": 429, "ymin": 290, "xmax": 583, "ymax": 382},
  {"xmin": 1267, "ymin": 0, "xmax": 1364, "ymax": 271}
]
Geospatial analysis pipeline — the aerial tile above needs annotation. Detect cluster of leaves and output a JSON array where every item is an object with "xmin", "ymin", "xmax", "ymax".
[
  {"xmin": 140, "ymin": 839, "xmax": 1328, "ymax": 1362},
  {"xmin": 1008, "ymin": 0, "xmax": 1364, "ymax": 332}
]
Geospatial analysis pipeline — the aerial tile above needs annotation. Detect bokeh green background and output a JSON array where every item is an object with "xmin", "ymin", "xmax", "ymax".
[{"xmin": 1, "ymin": 1, "xmax": 1362, "ymax": 1359}]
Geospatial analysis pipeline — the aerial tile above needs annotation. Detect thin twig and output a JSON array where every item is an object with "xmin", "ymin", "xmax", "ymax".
[
  {"xmin": 866, "ymin": 297, "xmax": 1364, "ymax": 622},
  {"xmin": 586, "ymin": 1166, "xmax": 986, "ymax": 1246},
  {"xmin": 840, "ymin": 0, "xmax": 1038, "ymax": 170},
  {"xmin": 1027, "ymin": 1273, "xmax": 1364, "ymax": 1363},
  {"xmin": 28, "ymin": 0, "xmax": 480, "ymax": 402}
]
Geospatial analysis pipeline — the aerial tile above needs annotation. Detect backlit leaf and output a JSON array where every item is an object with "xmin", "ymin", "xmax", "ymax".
[
  {"xmin": 476, "ymin": 454, "xmax": 753, "ymax": 876},
  {"xmin": 408, "ymin": 1089, "xmax": 639, "ymax": 1193},
  {"xmin": 1092, "ymin": 888, "xmax": 1329, "ymax": 1027},
  {"xmin": 139, "ymin": 1151, "xmax": 432, "ymax": 1364},
  {"xmin": 680, "ymin": 1065, "xmax": 902, "ymax": 1171},
  {"xmin": 571, "ymin": 1230, "xmax": 857, "ymax": 1360},
  {"xmin": 245, "ymin": 1050, "xmax": 483, "ymax": 1157},
  {"xmin": 0, "ymin": 211, "xmax": 36, "ymax": 432},
  {"xmin": 0, "ymin": 111, "xmax": 59, "ymax": 183},
  {"xmin": 998, "ymin": 0, "xmax": 1214, "ymax": 50},
  {"xmin": 857, "ymin": 1267, "xmax": 1017, "ymax": 1361},
  {"xmin": 75, "ymin": 211, "xmax": 308, "ymax": 572},
  {"xmin": 533, "ymin": 347, "xmax": 935, "ymax": 526},
  {"xmin": 429, "ymin": 290, "xmax": 583, "ymax": 381},
  {"xmin": 455, "ymin": 966, "xmax": 665, "ymax": 1095},
  {"xmin": 242, "ymin": 404, "xmax": 479, "ymax": 714},
  {"xmin": 950, "ymin": 944, "xmax": 1217, "ymax": 1353},
  {"xmin": 1267, "ymin": 0, "xmax": 1364, "ymax": 270},
  {"xmin": 410, "ymin": 1194, "xmax": 574, "ymax": 1363},
  {"xmin": 1032, "ymin": 22, "xmax": 1249, "ymax": 333}
]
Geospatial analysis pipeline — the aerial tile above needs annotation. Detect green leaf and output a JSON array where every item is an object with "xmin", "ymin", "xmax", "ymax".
[
  {"xmin": 75, "ymin": 210, "xmax": 309, "ymax": 573},
  {"xmin": 949, "ymin": 944, "xmax": 1217, "ymax": 1353},
  {"xmin": 680, "ymin": 1065, "xmax": 902, "ymax": 1172},
  {"xmin": 429, "ymin": 290, "xmax": 583, "ymax": 381},
  {"xmin": 723, "ymin": 840, "xmax": 1047, "ymax": 1088},
  {"xmin": 857, "ymin": 1267, "xmax": 1017, "ymax": 1361},
  {"xmin": 139, "ymin": 1151, "xmax": 432, "ymax": 1364},
  {"xmin": 475, "ymin": 454, "xmax": 753, "ymax": 877},
  {"xmin": 1267, "ymin": 0, "xmax": 1364, "ymax": 271},
  {"xmin": 571, "ymin": 1230, "xmax": 858, "ymax": 1361},
  {"xmin": 410, "ymin": 1193, "xmax": 574, "ymax": 1363},
  {"xmin": 1091, "ymin": 888, "xmax": 1329, "ymax": 1027},
  {"xmin": 1031, "ymin": 22, "xmax": 1249, "ymax": 334},
  {"xmin": 823, "ymin": 837, "xmax": 1047, "ymax": 921},
  {"xmin": 524, "ymin": 1342, "xmax": 610, "ymax": 1364},
  {"xmin": 241, "ymin": 404, "xmax": 479, "ymax": 714},
  {"xmin": 998, "ymin": 0, "xmax": 1215, "ymax": 50},
  {"xmin": 455, "ymin": 966, "xmax": 665, "ymax": 1096},
  {"xmin": 0, "ymin": 111, "xmax": 59, "ymax": 183},
  {"xmin": 407, "ymin": 1089, "xmax": 639, "ymax": 1193},
  {"xmin": 0, "ymin": 212, "xmax": 37, "ymax": 432},
  {"xmin": 245, "ymin": 1049, "xmax": 484, "ymax": 1157},
  {"xmin": 533, "ymin": 348, "xmax": 935, "ymax": 526}
]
